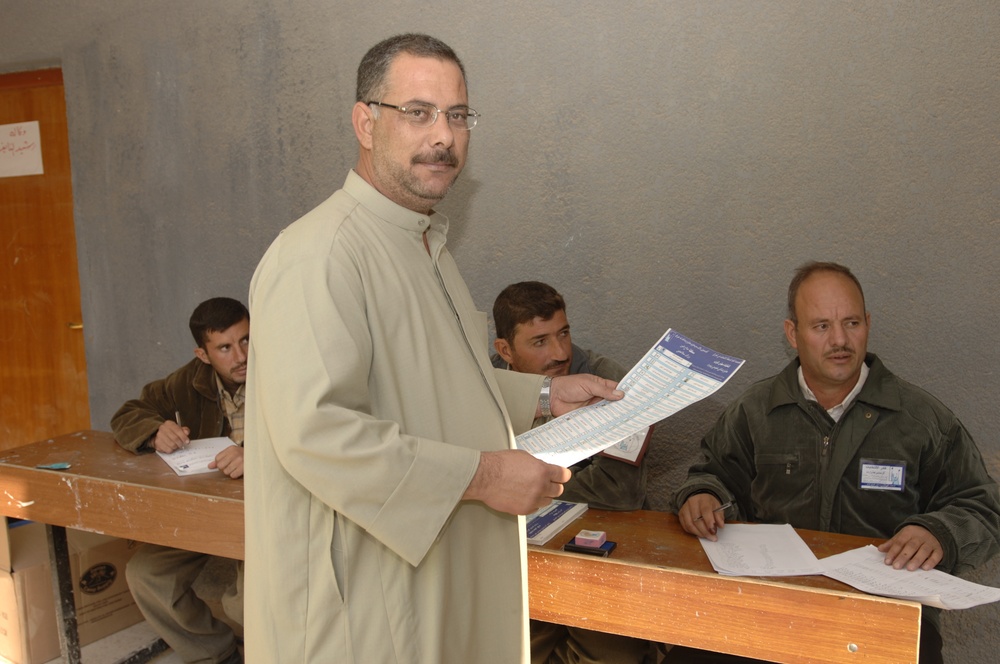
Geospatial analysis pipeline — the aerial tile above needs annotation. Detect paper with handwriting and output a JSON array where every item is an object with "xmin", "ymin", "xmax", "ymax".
[{"xmin": 820, "ymin": 545, "xmax": 1000, "ymax": 610}]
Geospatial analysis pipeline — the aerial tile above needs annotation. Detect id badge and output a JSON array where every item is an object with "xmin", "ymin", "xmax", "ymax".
[{"xmin": 859, "ymin": 458, "xmax": 906, "ymax": 491}]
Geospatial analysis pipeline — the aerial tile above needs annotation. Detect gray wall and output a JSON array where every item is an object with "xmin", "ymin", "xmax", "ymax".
[{"xmin": 3, "ymin": 1, "xmax": 998, "ymax": 660}]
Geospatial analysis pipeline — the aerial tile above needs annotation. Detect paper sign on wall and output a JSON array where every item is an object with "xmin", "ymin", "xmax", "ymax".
[{"xmin": 0, "ymin": 121, "xmax": 44, "ymax": 178}]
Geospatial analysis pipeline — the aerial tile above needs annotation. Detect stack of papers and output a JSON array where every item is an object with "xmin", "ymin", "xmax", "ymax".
[
  {"xmin": 819, "ymin": 545, "xmax": 1000, "ymax": 610},
  {"xmin": 698, "ymin": 524, "xmax": 1000, "ymax": 609},
  {"xmin": 526, "ymin": 500, "xmax": 587, "ymax": 546}
]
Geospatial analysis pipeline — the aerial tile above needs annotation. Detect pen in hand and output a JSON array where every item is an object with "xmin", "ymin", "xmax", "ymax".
[
  {"xmin": 175, "ymin": 410, "xmax": 183, "ymax": 428},
  {"xmin": 694, "ymin": 501, "xmax": 733, "ymax": 522}
]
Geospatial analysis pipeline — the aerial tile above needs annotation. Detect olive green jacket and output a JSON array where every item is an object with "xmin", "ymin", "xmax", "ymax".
[{"xmin": 676, "ymin": 354, "xmax": 1000, "ymax": 575}]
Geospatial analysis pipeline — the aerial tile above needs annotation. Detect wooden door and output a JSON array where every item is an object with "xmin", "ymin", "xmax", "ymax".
[{"xmin": 0, "ymin": 69, "xmax": 90, "ymax": 450}]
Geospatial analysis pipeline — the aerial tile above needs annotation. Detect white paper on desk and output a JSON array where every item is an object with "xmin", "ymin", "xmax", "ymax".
[
  {"xmin": 700, "ymin": 523, "xmax": 823, "ymax": 576},
  {"xmin": 820, "ymin": 545, "xmax": 1000, "ymax": 610},
  {"xmin": 157, "ymin": 437, "xmax": 236, "ymax": 476},
  {"xmin": 516, "ymin": 329, "xmax": 744, "ymax": 467}
]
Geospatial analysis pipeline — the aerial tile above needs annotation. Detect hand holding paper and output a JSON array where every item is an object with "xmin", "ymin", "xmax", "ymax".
[{"xmin": 517, "ymin": 329, "xmax": 744, "ymax": 467}]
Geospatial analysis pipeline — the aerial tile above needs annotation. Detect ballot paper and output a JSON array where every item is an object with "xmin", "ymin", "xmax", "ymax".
[
  {"xmin": 600, "ymin": 426, "xmax": 651, "ymax": 465},
  {"xmin": 699, "ymin": 523, "xmax": 823, "ymax": 576},
  {"xmin": 156, "ymin": 437, "xmax": 236, "ymax": 476},
  {"xmin": 820, "ymin": 545, "xmax": 1000, "ymax": 610},
  {"xmin": 517, "ymin": 329, "xmax": 744, "ymax": 467}
]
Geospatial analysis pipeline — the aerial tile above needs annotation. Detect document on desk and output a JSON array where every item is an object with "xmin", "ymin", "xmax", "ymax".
[
  {"xmin": 516, "ymin": 328, "xmax": 744, "ymax": 467},
  {"xmin": 526, "ymin": 500, "xmax": 589, "ymax": 545},
  {"xmin": 699, "ymin": 523, "xmax": 823, "ymax": 576},
  {"xmin": 820, "ymin": 545, "xmax": 1000, "ymax": 610},
  {"xmin": 156, "ymin": 437, "xmax": 236, "ymax": 476}
]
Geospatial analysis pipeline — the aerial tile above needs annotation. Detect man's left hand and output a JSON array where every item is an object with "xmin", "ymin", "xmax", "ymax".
[
  {"xmin": 209, "ymin": 445, "xmax": 244, "ymax": 479},
  {"xmin": 877, "ymin": 524, "xmax": 943, "ymax": 571},
  {"xmin": 548, "ymin": 374, "xmax": 624, "ymax": 417}
]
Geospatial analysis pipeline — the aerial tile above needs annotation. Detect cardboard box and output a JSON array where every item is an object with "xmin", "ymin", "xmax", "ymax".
[{"xmin": 0, "ymin": 519, "xmax": 144, "ymax": 664}]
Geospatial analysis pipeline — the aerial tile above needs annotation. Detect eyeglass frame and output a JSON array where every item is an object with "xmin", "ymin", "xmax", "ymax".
[{"xmin": 365, "ymin": 100, "xmax": 480, "ymax": 130}]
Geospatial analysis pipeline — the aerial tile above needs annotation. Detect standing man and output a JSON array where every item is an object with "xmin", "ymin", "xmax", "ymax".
[
  {"xmin": 672, "ymin": 262, "xmax": 1000, "ymax": 664},
  {"xmin": 111, "ymin": 296, "xmax": 247, "ymax": 664},
  {"xmin": 245, "ymin": 34, "xmax": 622, "ymax": 664},
  {"xmin": 493, "ymin": 280, "xmax": 651, "ymax": 664}
]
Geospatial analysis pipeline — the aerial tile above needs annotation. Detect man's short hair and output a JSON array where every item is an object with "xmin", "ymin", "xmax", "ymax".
[
  {"xmin": 189, "ymin": 297, "xmax": 249, "ymax": 347},
  {"xmin": 787, "ymin": 261, "xmax": 866, "ymax": 323},
  {"xmin": 356, "ymin": 33, "xmax": 467, "ymax": 103},
  {"xmin": 493, "ymin": 281, "xmax": 567, "ymax": 343}
]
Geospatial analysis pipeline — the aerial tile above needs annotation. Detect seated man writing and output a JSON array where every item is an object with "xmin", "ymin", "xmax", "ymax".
[
  {"xmin": 111, "ymin": 296, "xmax": 247, "ymax": 664},
  {"xmin": 492, "ymin": 280, "xmax": 651, "ymax": 664},
  {"xmin": 672, "ymin": 261, "xmax": 1000, "ymax": 664}
]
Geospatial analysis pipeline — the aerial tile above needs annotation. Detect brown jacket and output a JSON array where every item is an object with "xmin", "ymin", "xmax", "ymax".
[{"xmin": 111, "ymin": 358, "xmax": 229, "ymax": 452}]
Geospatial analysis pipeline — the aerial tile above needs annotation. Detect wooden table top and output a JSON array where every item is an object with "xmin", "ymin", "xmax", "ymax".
[
  {"xmin": 0, "ymin": 430, "xmax": 243, "ymax": 559},
  {"xmin": 530, "ymin": 507, "xmax": 885, "ymax": 592},
  {"xmin": 0, "ymin": 431, "xmax": 921, "ymax": 662}
]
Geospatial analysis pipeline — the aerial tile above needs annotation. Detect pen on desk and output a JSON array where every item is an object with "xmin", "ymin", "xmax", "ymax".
[{"xmin": 694, "ymin": 501, "xmax": 733, "ymax": 522}]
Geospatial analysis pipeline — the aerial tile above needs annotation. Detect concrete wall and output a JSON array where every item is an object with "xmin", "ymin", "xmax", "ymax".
[{"xmin": 3, "ymin": 1, "xmax": 998, "ymax": 659}]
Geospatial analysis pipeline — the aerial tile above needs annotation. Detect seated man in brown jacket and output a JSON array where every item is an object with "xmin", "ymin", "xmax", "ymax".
[{"xmin": 111, "ymin": 296, "xmax": 247, "ymax": 664}]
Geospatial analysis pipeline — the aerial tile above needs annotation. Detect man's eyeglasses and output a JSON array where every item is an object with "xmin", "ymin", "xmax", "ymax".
[{"xmin": 366, "ymin": 101, "xmax": 480, "ymax": 131}]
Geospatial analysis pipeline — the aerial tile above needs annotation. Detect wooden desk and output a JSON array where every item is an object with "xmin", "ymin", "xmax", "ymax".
[
  {"xmin": 0, "ymin": 430, "xmax": 243, "ymax": 560},
  {"xmin": 529, "ymin": 510, "xmax": 921, "ymax": 663},
  {"xmin": 0, "ymin": 432, "xmax": 921, "ymax": 663},
  {"xmin": 0, "ymin": 430, "xmax": 243, "ymax": 663}
]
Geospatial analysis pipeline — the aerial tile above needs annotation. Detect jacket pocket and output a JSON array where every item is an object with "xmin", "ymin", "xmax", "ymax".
[
  {"xmin": 329, "ymin": 511, "xmax": 346, "ymax": 604},
  {"xmin": 756, "ymin": 452, "xmax": 800, "ymax": 476}
]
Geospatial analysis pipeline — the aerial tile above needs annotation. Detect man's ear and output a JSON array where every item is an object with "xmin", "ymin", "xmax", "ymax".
[
  {"xmin": 783, "ymin": 319, "xmax": 798, "ymax": 350},
  {"xmin": 494, "ymin": 338, "xmax": 514, "ymax": 365},
  {"xmin": 352, "ymin": 101, "xmax": 376, "ymax": 150},
  {"xmin": 194, "ymin": 346, "xmax": 211, "ymax": 365}
]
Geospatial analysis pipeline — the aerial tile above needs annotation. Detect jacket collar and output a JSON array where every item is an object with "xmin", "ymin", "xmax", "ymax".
[
  {"xmin": 191, "ymin": 358, "xmax": 221, "ymax": 403},
  {"xmin": 343, "ymin": 169, "xmax": 447, "ymax": 237},
  {"xmin": 767, "ymin": 353, "xmax": 901, "ymax": 414}
]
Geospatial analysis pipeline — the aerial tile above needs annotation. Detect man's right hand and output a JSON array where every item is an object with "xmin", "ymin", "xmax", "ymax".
[
  {"xmin": 150, "ymin": 420, "xmax": 191, "ymax": 453},
  {"xmin": 678, "ymin": 493, "xmax": 727, "ymax": 541},
  {"xmin": 463, "ymin": 449, "xmax": 571, "ymax": 515}
]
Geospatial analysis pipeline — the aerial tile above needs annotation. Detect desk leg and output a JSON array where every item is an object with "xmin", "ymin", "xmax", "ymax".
[{"xmin": 46, "ymin": 524, "xmax": 82, "ymax": 664}]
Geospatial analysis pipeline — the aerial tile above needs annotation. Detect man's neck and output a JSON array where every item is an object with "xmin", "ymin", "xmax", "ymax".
[
  {"xmin": 352, "ymin": 164, "xmax": 435, "ymax": 215},
  {"xmin": 797, "ymin": 363, "xmax": 869, "ymax": 414},
  {"xmin": 809, "ymin": 386, "xmax": 852, "ymax": 411},
  {"xmin": 215, "ymin": 374, "xmax": 242, "ymax": 399}
]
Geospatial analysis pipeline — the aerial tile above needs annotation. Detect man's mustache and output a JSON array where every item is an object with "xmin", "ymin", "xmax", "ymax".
[{"xmin": 412, "ymin": 149, "xmax": 458, "ymax": 166}]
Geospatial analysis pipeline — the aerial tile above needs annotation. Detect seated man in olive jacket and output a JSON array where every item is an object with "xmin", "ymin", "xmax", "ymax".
[
  {"xmin": 111, "ymin": 297, "xmax": 248, "ymax": 664},
  {"xmin": 671, "ymin": 262, "xmax": 1000, "ymax": 664},
  {"xmin": 492, "ymin": 281, "xmax": 652, "ymax": 664}
]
